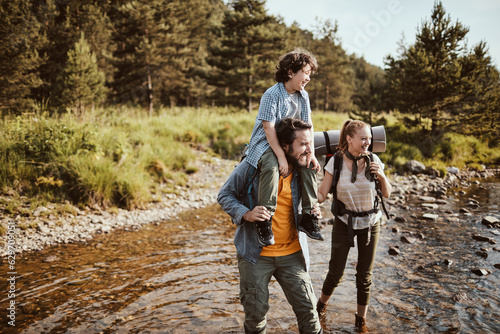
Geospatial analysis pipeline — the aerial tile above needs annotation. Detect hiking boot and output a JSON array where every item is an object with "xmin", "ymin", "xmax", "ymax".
[
  {"xmin": 256, "ymin": 220, "xmax": 275, "ymax": 246},
  {"xmin": 355, "ymin": 313, "xmax": 368, "ymax": 333},
  {"xmin": 316, "ymin": 300, "xmax": 327, "ymax": 318},
  {"xmin": 298, "ymin": 213, "xmax": 325, "ymax": 241}
]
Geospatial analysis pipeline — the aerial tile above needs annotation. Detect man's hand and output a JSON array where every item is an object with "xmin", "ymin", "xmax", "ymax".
[
  {"xmin": 311, "ymin": 203, "xmax": 322, "ymax": 219},
  {"xmin": 243, "ymin": 206, "xmax": 271, "ymax": 222}
]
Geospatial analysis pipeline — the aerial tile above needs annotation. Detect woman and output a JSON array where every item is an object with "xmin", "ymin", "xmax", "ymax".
[{"xmin": 316, "ymin": 120, "xmax": 391, "ymax": 332}]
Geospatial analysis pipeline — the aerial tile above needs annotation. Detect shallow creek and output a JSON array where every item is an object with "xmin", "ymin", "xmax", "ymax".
[{"xmin": 1, "ymin": 178, "xmax": 499, "ymax": 333}]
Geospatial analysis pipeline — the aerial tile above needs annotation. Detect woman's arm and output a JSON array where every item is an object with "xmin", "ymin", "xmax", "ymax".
[{"xmin": 317, "ymin": 171, "xmax": 333, "ymax": 204}]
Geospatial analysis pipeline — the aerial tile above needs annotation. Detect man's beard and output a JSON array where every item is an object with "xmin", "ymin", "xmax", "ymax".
[{"xmin": 285, "ymin": 146, "xmax": 308, "ymax": 168}]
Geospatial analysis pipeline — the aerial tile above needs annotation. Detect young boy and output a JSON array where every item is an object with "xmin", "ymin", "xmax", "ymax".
[{"xmin": 244, "ymin": 48, "xmax": 325, "ymax": 246}]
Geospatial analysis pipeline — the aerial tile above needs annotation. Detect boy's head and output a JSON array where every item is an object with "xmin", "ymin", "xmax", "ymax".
[{"xmin": 275, "ymin": 49, "xmax": 318, "ymax": 83}]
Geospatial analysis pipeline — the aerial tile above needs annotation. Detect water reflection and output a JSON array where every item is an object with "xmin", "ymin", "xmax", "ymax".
[{"xmin": 0, "ymin": 180, "xmax": 499, "ymax": 333}]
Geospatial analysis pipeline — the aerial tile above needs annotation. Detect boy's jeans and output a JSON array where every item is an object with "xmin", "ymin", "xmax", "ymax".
[{"xmin": 257, "ymin": 147, "xmax": 317, "ymax": 215}]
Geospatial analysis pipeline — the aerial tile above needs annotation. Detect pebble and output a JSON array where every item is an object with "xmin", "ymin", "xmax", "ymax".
[
  {"xmin": 471, "ymin": 268, "xmax": 490, "ymax": 276},
  {"xmin": 422, "ymin": 213, "xmax": 439, "ymax": 221},
  {"xmin": 388, "ymin": 246, "xmax": 400, "ymax": 256}
]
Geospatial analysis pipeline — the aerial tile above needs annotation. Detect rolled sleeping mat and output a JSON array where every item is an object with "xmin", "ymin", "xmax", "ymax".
[{"xmin": 314, "ymin": 125, "xmax": 386, "ymax": 155}]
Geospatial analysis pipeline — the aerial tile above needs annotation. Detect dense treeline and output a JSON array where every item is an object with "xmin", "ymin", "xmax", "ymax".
[{"xmin": 0, "ymin": 0, "xmax": 499, "ymax": 137}]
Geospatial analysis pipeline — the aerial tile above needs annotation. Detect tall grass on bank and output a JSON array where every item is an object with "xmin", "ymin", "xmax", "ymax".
[
  {"xmin": 0, "ymin": 108, "xmax": 498, "ymax": 216},
  {"xmin": 0, "ymin": 107, "xmax": 255, "ymax": 211}
]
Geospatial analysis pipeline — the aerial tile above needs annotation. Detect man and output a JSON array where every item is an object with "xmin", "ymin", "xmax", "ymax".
[{"xmin": 217, "ymin": 117, "xmax": 323, "ymax": 334}]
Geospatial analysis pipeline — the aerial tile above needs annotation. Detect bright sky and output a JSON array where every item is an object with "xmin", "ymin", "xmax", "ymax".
[{"xmin": 264, "ymin": 0, "xmax": 500, "ymax": 69}]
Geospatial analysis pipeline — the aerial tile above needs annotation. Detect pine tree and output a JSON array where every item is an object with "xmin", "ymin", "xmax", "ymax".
[
  {"xmin": 349, "ymin": 56, "xmax": 386, "ymax": 124},
  {"xmin": 209, "ymin": 0, "xmax": 286, "ymax": 112},
  {"xmin": 385, "ymin": 1, "xmax": 469, "ymax": 130},
  {"xmin": 455, "ymin": 42, "xmax": 500, "ymax": 136},
  {"xmin": 113, "ymin": 0, "xmax": 217, "ymax": 113},
  {"xmin": 0, "ymin": 0, "xmax": 43, "ymax": 113},
  {"xmin": 311, "ymin": 19, "xmax": 354, "ymax": 113},
  {"xmin": 57, "ymin": 32, "xmax": 106, "ymax": 113}
]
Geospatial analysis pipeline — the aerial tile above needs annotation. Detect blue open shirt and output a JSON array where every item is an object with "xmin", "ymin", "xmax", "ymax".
[{"xmin": 217, "ymin": 159, "xmax": 311, "ymax": 269}]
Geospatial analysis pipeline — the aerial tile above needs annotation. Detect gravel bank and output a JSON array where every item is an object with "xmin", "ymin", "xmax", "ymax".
[
  {"xmin": 1, "ymin": 153, "xmax": 498, "ymax": 258},
  {"xmin": 1, "ymin": 153, "xmax": 238, "ymax": 257}
]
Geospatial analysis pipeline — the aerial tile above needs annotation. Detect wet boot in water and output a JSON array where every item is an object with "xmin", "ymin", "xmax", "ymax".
[{"xmin": 355, "ymin": 313, "xmax": 368, "ymax": 333}]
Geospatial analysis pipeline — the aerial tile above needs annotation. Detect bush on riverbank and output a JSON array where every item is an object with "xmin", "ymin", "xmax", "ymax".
[
  {"xmin": 0, "ymin": 107, "xmax": 254, "ymax": 213},
  {"xmin": 378, "ymin": 122, "xmax": 500, "ymax": 174},
  {"xmin": 0, "ymin": 107, "xmax": 498, "ymax": 218}
]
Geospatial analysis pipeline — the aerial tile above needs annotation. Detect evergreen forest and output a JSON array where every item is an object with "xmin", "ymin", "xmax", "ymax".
[{"xmin": 1, "ymin": 0, "xmax": 498, "ymax": 138}]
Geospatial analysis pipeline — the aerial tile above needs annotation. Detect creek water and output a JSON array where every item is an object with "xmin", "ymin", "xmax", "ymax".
[{"xmin": 1, "ymin": 177, "xmax": 499, "ymax": 334}]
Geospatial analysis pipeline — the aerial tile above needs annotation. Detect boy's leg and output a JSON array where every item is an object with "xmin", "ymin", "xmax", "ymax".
[
  {"xmin": 298, "ymin": 164, "xmax": 324, "ymax": 241},
  {"xmin": 257, "ymin": 147, "xmax": 280, "ymax": 213},
  {"xmin": 255, "ymin": 148, "xmax": 279, "ymax": 246},
  {"xmin": 298, "ymin": 163, "xmax": 318, "ymax": 214}
]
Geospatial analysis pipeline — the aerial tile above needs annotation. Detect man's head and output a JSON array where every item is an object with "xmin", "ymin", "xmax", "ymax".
[
  {"xmin": 275, "ymin": 49, "xmax": 318, "ymax": 83},
  {"xmin": 276, "ymin": 118, "xmax": 313, "ymax": 167}
]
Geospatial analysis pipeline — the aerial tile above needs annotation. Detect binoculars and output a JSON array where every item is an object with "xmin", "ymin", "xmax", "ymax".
[{"xmin": 314, "ymin": 125, "xmax": 386, "ymax": 155}]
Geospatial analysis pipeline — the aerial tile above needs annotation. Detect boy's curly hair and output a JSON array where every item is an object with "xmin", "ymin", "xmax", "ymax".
[{"xmin": 275, "ymin": 48, "xmax": 318, "ymax": 82}]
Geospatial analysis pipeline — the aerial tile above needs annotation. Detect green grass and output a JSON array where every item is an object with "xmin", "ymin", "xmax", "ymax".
[{"xmin": 0, "ymin": 107, "xmax": 497, "ymax": 217}]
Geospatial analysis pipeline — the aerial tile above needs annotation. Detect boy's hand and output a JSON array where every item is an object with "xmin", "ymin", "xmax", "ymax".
[
  {"xmin": 278, "ymin": 156, "xmax": 289, "ymax": 176},
  {"xmin": 307, "ymin": 156, "xmax": 320, "ymax": 173}
]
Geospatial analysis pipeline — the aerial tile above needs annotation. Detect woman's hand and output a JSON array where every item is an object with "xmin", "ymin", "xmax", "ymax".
[
  {"xmin": 370, "ymin": 161, "xmax": 385, "ymax": 180},
  {"xmin": 311, "ymin": 203, "xmax": 322, "ymax": 219},
  {"xmin": 370, "ymin": 161, "xmax": 392, "ymax": 198}
]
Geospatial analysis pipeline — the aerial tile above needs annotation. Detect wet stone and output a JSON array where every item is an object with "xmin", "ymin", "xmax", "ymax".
[
  {"xmin": 394, "ymin": 216, "xmax": 407, "ymax": 223},
  {"xmin": 471, "ymin": 268, "xmax": 490, "ymax": 276},
  {"xmin": 401, "ymin": 236, "xmax": 417, "ymax": 244},
  {"xmin": 443, "ymin": 259, "xmax": 453, "ymax": 266},
  {"xmin": 388, "ymin": 246, "xmax": 400, "ymax": 256},
  {"xmin": 422, "ymin": 213, "xmax": 439, "ymax": 221},
  {"xmin": 475, "ymin": 251, "xmax": 488, "ymax": 258},
  {"xmin": 418, "ymin": 196, "xmax": 436, "ymax": 202},
  {"xmin": 482, "ymin": 216, "xmax": 500, "ymax": 228},
  {"xmin": 43, "ymin": 255, "xmax": 59, "ymax": 263},
  {"xmin": 452, "ymin": 292, "xmax": 470, "ymax": 302}
]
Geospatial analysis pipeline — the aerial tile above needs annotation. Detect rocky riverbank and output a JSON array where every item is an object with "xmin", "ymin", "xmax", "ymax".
[
  {"xmin": 371, "ymin": 166, "xmax": 500, "ymax": 276},
  {"xmin": 0, "ymin": 153, "xmax": 238, "ymax": 257},
  {"xmin": 1, "ymin": 154, "xmax": 499, "ymax": 258}
]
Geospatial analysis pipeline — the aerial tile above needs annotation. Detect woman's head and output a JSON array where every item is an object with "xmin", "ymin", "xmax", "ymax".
[
  {"xmin": 338, "ymin": 119, "xmax": 371, "ymax": 155},
  {"xmin": 275, "ymin": 48, "xmax": 318, "ymax": 83}
]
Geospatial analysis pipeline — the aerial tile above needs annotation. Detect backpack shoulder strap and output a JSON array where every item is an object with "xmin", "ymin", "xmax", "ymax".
[
  {"xmin": 330, "ymin": 151, "xmax": 343, "ymax": 194},
  {"xmin": 239, "ymin": 164, "xmax": 258, "ymax": 207}
]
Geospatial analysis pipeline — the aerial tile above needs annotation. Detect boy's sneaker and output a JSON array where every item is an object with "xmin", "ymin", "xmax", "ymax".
[
  {"xmin": 256, "ymin": 220, "xmax": 275, "ymax": 246},
  {"xmin": 298, "ymin": 213, "xmax": 325, "ymax": 241}
]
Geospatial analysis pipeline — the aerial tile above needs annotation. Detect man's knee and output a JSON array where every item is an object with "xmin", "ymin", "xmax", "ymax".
[{"xmin": 240, "ymin": 281, "xmax": 269, "ymax": 332}]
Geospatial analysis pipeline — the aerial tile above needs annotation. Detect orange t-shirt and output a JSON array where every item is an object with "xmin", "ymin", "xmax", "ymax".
[{"xmin": 260, "ymin": 173, "xmax": 302, "ymax": 257}]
